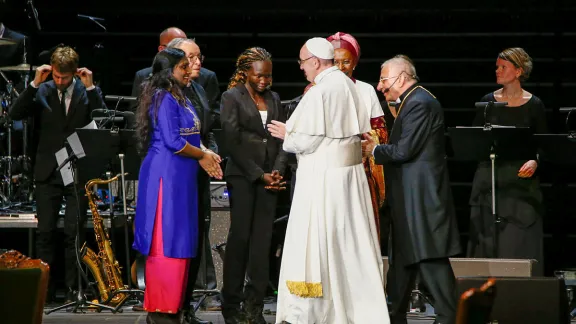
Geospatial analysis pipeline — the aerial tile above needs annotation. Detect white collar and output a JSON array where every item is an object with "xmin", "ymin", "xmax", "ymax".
[
  {"xmin": 60, "ymin": 78, "xmax": 76, "ymax": 97},
  {"xmin": 313, "ymin": 66, "xmax": 339, "ymax": 84},
  {"xmin": 0, "ymin": 23, "xmax": 5, "ymax": 38}
]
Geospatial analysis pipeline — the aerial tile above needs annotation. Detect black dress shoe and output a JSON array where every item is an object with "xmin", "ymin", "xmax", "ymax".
[
  {"xmin": 182, "ymin": 311, "xmax": 212, "ymax": 324},
  {"xmin": 222, "ymin": 308, "xmax": 249, "ymax": 324},
  {"xmin": 244, "ymin": 302, "xmax": 267, "ymax": 324}
]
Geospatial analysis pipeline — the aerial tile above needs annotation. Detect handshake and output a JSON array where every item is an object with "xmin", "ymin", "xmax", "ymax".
[{"xmin": 262, "ymin": 170, "xmax": 287, "ymax": 191}]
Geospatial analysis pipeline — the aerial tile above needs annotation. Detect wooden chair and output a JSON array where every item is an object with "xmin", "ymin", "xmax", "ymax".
[
  {"xmin": 456, "ymin": 277, "xmax": 497, "ymax": 324},
  {"xmin": 0, "ymin": 250, "xmax": 50, "ymax": 324}
]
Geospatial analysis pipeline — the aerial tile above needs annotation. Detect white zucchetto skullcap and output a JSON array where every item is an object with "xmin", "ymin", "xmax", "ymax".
[{"xmin": 305, "ymin": 37, "xmax": 334, "ymax": 60}]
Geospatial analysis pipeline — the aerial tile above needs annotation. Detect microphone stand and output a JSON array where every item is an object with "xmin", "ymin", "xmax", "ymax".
[
  {"xmin": 478, "ymin": 100, "xmax": 508, "ymax": 258},
  {"xmin": 99, "ymin": 98, "xmax": 123, "ymax": 130},
  {"xmin": 45, "ymin": 150, "xmax": 117, "ymax": 314}
]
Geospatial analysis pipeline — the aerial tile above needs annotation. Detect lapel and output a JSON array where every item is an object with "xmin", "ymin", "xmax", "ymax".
[
  {"xmin": 188, "ymin": 82, "xmax": 211, "ymax": 136},
  {"xmin": 237, "ymin": 84, "xmax": 269, "ymax": 137},
  {"xmin": 65, "ymin": 78, "xmax": 84, "ymax": 125}
]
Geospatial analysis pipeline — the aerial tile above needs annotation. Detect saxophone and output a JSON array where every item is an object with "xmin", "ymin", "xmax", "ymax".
[{"xmin": 80, "ymin": 174, "xmax": 128, "ymax": 306}]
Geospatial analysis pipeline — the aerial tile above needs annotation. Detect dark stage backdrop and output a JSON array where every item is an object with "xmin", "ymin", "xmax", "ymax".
[{"xmin": 1, "ymin": 0, "xmax": 576, "ymax": 275}]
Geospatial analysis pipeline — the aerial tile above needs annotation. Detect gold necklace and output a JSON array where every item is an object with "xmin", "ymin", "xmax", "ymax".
[{"xmin": 248, "ymin": 91, "xmax": 262, "ymax": 107}]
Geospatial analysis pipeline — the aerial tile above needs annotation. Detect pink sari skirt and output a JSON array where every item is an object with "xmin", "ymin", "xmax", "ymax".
[{"xmin": 143, "ymin": 178, "xmax": 191, "ymax": 314}]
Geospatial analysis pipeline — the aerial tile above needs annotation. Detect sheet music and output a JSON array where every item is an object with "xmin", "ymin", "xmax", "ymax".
[
  {"xmin": 82, "ymin": 120, "xmax": 97, "ymax": 130},
  {"xmin": 55, "ymin": 148, "xmax": 74, "ymax": 186}
]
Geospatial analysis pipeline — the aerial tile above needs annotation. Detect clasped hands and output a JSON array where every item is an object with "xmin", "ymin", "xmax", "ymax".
[
  {"xmin": 263, "ymin": 170, "xmax": 286, "ymax": 191},
  {"xmin": 199, "ymin": 149, "xmax": 223, "ymax": 180}
]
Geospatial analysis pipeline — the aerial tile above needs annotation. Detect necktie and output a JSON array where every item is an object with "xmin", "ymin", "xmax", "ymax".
[{"xmin": 60, "ymin": 90, "xmax": 67, "ymax": 116}]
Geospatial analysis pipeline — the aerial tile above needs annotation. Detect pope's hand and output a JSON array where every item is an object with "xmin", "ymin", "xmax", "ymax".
[{"xmin": 267, "ymin": 120, "xmax": 286, "ymax": 140}]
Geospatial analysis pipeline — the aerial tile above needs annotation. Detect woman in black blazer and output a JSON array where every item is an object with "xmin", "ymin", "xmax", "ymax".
[{"xmin": 219, "ymin": 47, "xmax": 288, "ymax": 324}]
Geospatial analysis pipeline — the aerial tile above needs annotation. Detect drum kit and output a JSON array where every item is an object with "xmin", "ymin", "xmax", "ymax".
[{"xmin": 0, "ymin": 36, "xmax": 35, "ymax": 207}]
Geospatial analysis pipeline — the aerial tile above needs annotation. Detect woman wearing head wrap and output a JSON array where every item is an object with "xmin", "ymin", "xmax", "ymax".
[{"xmin": 327, "ymin": 32, "xmax": 388, "ymax": 241}]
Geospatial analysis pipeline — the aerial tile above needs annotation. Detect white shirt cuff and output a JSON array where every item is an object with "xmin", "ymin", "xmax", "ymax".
[
  {"xmin": 30, "ymin": 81, "xmax": 38, "ymax": 88},
  {"xmin": 86, "ymin": 85, "xmax": 96, "ymax": 91},
  {"xmin": 372, "ymin": 145, "xmax": 377, "ymax": 156}
]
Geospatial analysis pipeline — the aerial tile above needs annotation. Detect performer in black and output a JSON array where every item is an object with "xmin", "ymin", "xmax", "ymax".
[
  {"xmin": 467, "ymin": 47, "xmax": 547, "ymax": 276},
  {"xmin": 10, "ymin": 46, "xmax": 106, "ymax": 302},
  {"xmin": 363, "ymin": 55, "xmax": 461, "ymax": 324}
]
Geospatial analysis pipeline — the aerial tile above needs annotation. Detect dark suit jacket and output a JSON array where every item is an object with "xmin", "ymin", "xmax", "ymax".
[
  {"xmin": 220, "ymin": 84, "xmax": 288, "ymax": 182},
  {"xmin": 131, "ymin": 66, "xmax": 220, "ymax": 115},
  {"xmin": 373, "ymin": 84, "xmax": 461, "ymax": 265},
  {"xmin": 184, "ymin": 81, "xmax": 218, "ymax": 152},
  {"xmin": 9, "ymin": 79, "xmax": 107, "ymax": 182}
]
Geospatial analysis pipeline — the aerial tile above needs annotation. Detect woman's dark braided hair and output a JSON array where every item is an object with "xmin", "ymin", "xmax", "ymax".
[
  {"xmin": 227, "ymin": 47, "xmax": 272, "ymax": 90},
  {"xmin": 135, "ymin": 47, "xmax": 187, "ymax": 156}
]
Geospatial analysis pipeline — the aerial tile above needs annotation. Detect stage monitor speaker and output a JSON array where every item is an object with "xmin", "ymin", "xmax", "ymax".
[
  {"xmin": 382, "ymin": 257, "xmax": 534, "ymax": 287},
  {"xmin": 457, "ymin": 276, "xmax": 570, "ymax": 324}
]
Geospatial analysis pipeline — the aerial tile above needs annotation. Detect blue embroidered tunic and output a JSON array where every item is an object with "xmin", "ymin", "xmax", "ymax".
[{"xmin": 133, "ymin": 90, "xmax": 201, "ymax": 258}]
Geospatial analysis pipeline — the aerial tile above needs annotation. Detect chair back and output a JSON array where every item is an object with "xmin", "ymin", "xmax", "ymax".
[{"xmin": 0, "ymin": 250, "xmax": 50, "ymax": 324}]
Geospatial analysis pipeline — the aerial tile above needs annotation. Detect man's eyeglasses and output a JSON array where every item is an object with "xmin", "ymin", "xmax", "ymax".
[
  {"xmin": 189, "ymin": 54, "xmax": 205, "ymax": 63},
  {"xmin": 379, "ymin": 75, "xmax": 401, "ymax": 83},
  {"xmin": 298, "ymin": 56, "xmax": 315, "ymax": 65}
]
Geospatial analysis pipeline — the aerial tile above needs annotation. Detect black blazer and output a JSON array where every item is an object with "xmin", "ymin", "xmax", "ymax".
[
  {"xmin": 184, "ymin": 81, "xmax": 218, "ymax": 152},
  {"xmin": 9, "ymin": 79, "xmax": 107, "ymax": 182},
  {"xmin": 131, "ymin": 66, "xmax": 220, "ymax": 115},
  {"xmin": 220, "ymin": 84, "xmax": 288, "ymax": 182}
]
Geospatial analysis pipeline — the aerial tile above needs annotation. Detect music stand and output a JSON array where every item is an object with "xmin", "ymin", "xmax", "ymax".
[
  {"xmin": 534, "ymin": 134, "xmax": 576, "ymax": 165},
  {"xmin": 75, "ymin": 129, "xmax": 144, "ymax": 312},
  {"xmin": 45, "ymin": 132, "xmax": 117, "ymax": 314},
  {"xmin": 448, "ymin": 126, "xmax": 535, "ymax": 257}
]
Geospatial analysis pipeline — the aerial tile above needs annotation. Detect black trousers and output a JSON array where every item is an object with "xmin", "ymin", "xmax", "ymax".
[
  {"xmin": 35, "ymin": 173, "xmax": 88, "ymax": 291},
  {"xmin": 183, "ymin": 174, "xmax": 218, "ymax": 310},
  {"xmin": 221, "ymin": 175, "xmax": 277, "ymax": 309},
  {"xmin": 387, "ymin": 255, "xmax": 458, "ymax": 324}
]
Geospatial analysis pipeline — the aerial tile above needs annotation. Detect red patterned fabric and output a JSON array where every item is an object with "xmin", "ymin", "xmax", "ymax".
[{"xmin": 363, "ymin": 116, "xmax": 388, "ymax": 240}]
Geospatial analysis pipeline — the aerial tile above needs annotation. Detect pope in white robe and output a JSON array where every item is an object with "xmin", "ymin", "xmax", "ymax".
[{"xmin": 269, "ymin": 38, "xmax": 389, "ymax": 324}]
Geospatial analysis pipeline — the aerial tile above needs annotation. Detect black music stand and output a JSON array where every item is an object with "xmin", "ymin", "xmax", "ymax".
[
  {"xmin": 74, "ymin": 129, "xmax": 144, "ymax": 311},
  {"xmin": 45, "ymin": 132, "xmax": 117, "ymax": 315},
  {"xmin": 534, "ymin": 134, "xmax": 576, "ymax": 166},
  {"xmin": 448, "ymin": 126, "xmax": 535, "ymax": 257}
]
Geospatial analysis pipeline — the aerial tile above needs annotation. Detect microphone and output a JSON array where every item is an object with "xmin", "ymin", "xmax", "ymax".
[
  {"xmin": 475, "ymin": 101, "xmax": 508, "ymax": 129},
  {"xmin": 474, "ymin": 101, "xmax": 509, "ymax": 109},
  {"xmin": 77, "ymin": 14, "xmax": 106, "ymax": 32},
  {"xmin": 26, "ymin": 0, "xmax": 41, "ymax": 31},
  {"xmin": 104, "ymin": 95, "xmax": 137, "ymax": 102}
]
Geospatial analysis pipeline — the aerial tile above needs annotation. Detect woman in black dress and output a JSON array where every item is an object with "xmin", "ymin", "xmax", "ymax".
[{"xmin": 467, "ymin": 47, "xmax": 547, "ymax": 275}]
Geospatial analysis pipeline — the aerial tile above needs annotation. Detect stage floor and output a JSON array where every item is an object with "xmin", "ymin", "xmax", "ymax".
[
  {"xmin": 38, "ymin": 303, "xmax": 437, "ymax": 324},
  {"xmin": 37, "ymin": 301, "xmax": 576, "ymax": 324}
]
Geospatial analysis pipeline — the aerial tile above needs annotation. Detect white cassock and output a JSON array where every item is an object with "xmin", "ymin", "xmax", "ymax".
[
  {"xmin": 275, "ymin": 66, "xmax": 390, "ymax": 324},
  {"xmin": 355, "ymin": 79, "xmax": 385, "ymax": 119}
]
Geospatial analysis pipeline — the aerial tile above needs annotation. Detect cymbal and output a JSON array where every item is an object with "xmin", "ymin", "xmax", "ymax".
[
  {"xmin": 0, "ymin": 64, "xmax": 35, "ymax": 72},
  {"xmin": 0, "ymin": 38, "xmax": 17, "ymax": 46}
]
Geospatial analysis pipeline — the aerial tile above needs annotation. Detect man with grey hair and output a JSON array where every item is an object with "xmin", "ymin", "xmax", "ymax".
[
  {"xmin": 362, "ymin": 55, "xmax": 461, "ymax": 324},
  {"xmin": 167, "ymin": 37, "xmax": 220, "ymax": 324},
  {"xmin": 270, "ymin": 37, "xmax": 389, "ymax": 324}
]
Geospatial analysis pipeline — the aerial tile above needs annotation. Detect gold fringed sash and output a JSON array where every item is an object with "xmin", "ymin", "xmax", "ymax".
[{"xmin": 286, "ymin": 281, "xmax": 323, "ymax": 298}]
